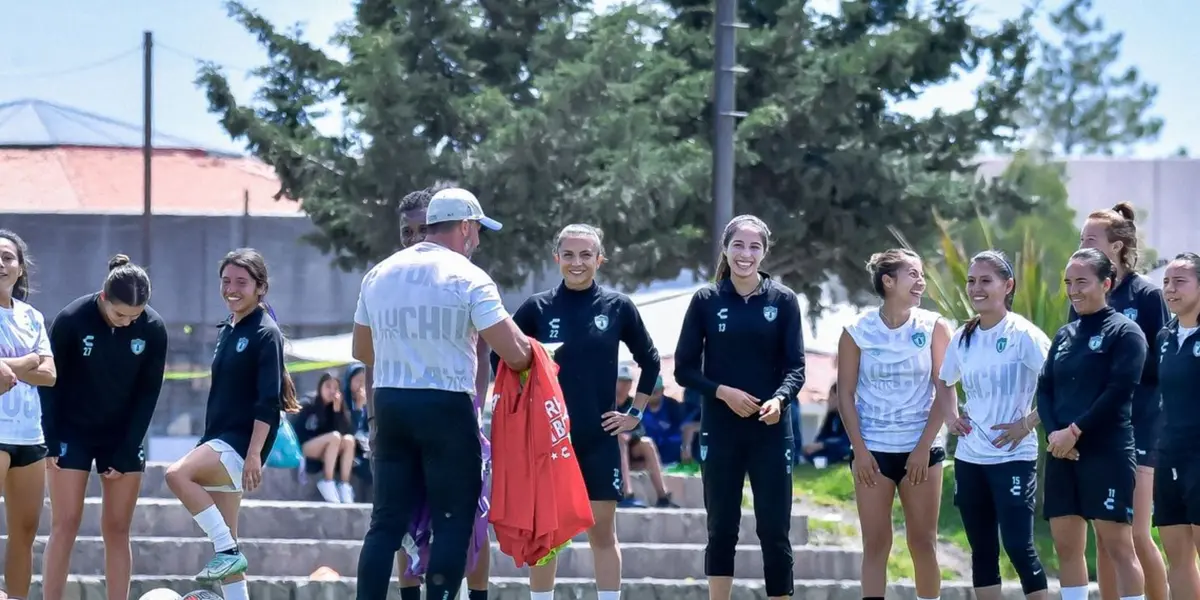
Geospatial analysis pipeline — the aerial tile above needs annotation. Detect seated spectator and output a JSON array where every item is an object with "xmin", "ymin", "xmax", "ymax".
[
  {"xmin": 802, "ymin": 384, "xmax": 851, "ymax": 466},
  {"xmin": 615, "ymin": 365, "xmax": 678, "ymax": 508},
  {"xmin": 342, "ymin": 362, "xmax": 372, "ymax": 482},
  {"xmin": 680, "ymin": 388, "xmax": 702, "ymax": 464},
  {"xmin": 291, "ymin": 372, "xmax": 358, "ymax": 503}
]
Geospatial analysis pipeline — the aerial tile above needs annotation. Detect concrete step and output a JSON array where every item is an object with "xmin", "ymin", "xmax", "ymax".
[
  {"xmin": 79, "ymin": 463, "xmax": 706, "ymax": 508},
  {"xmin": 0, "ymin": 575, "xmax": 1103, "ymax": 600},
  {"xmin": 1, "ymin": 536, "xmax": 861, "ymax": 580},
  {"xmin": 3, "ymin": 498, "xmax": 809, "ymax": 546}
]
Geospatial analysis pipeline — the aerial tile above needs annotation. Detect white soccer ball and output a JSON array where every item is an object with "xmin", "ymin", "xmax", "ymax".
[
  {"xmin": 138, "ymin": 590, "xmax": 182, "ymax": 600},
  {"xmin": 182, "ymin": 591, "xmax": 224, "ymax": 600}
]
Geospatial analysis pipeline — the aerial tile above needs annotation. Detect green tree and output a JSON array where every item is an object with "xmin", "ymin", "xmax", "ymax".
[
  {"xmin": 198, "ymin": 0, "xmax": 1040, "ymax": 304},
  {"xmin": 1021, "ymin": 0, "xmax": 1163, "ymax": 155}
]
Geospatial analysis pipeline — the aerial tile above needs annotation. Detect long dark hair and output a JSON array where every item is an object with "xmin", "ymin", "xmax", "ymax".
[
  {"xmin": 961, "ymin": 250, "xmax": 1016, "ymax": 349},
  {"xmin": 714, "ymin": 215, "xmax": 772, "ymax": 281},
  {"xmin": 0, "ymin": 230, "xmax": 33, "ymax": 302},
  {"xmin": 219, "ymin": 248, "xmax": 300, "ymax": 413}
]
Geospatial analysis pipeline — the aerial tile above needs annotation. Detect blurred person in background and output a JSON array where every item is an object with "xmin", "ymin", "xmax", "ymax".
[
  {"xmin": 341, "ymin": 362, "xmax": 372, "ymax": 484},
  {"xmin": 291, "ymin": 372, "xmax": 357, "ymax": 503},
  {"xmin": 680, "ymin": 388, "xmax": 702, "ymax": 465},
  {"xmin": 802, "ymin": 383, "xmax": 851, "ymax": 467},
  {"xmin": 615, "ymin": 368, "xmax": 680, "ymax": 508}
]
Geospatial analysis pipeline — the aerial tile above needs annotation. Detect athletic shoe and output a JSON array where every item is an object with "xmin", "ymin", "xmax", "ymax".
[
  {"xmin": 195, "ymin": 550, "xmax": 249, "ymax": 582},
  {"xmin": 337, "ymin": 481, "xmax": 355, "ymax": 503},
  {"xmin": 618, "ymin": 496, "xmax": 647, "ymax": 509},
  {"xmin": 316, "ymin": 479, "xmax": 341, "ymax": 503},
  {"xmin": 655, "ymin": 494, "xmax": 680, "ymax": 508}
]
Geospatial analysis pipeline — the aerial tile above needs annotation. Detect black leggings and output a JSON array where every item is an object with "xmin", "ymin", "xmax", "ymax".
[
  {"xmin": 700, "ymin": 428, "xmax": 794, "ymax": 597},
  {"xmin": 356, "ymin": 388, "xmax": 482, "ymax": 600},
  {"xmin": 954, "ymin": 458, "xmax": 1047, "ymax": 594}
]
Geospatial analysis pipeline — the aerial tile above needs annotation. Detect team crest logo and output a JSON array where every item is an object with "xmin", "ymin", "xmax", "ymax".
[
  {"xmin": 593, "ymin": 314, "xmax": 609, "ymax": 331},
  {"xmin": 996, "ymin": 337, "xmax": 1008, "ymax": 353},
  {"xmin": 131, "ymin": 338, "xmax": 145, "ymax": 355},
  {"xmin": 1123, "ymin": 308, "xmax": 1139, "ymax": 320},
  {"xmin": 1088, "ymin": 335, "xmax": 1103, "ymax": 351},
  {"xmin": 236, "ymin": 337, "xmax": 249, "ymax": 352},
  {"xmin": 911, "ymin": 332, "xmax": 927, "ymax": 348},
  {"xmin": 1192, "ymin": 341, "xmax": 1200, "ymax": 357},
  {"xmin": 763, "ymin": 306, "xmax": 778, "ymax": 322}
]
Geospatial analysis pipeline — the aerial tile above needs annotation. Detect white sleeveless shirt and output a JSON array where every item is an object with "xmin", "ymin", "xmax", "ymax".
[
  {"xmin": 939, "ymin": 312, "xmax": 1050, "ymax": 465},
  {"xmin": 0, "ymin": 299, "xmax": 52, "ymax": 445},
  {"xmin": 846, "ymin": 307, "xmax": 945, "ymax": 453}
]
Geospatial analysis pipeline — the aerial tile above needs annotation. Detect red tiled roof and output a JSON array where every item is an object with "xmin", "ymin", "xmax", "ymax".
[{"xmin": 0, "ymin": 146, "xmax": 301, "ymax": 216}]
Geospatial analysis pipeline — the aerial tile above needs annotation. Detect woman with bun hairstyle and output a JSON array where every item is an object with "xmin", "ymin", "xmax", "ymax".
[
  {"xmin": 1075, "ymin": 202, "xmax": 1169, "ymax": 600},
  {"xmin": 38, "ymin": 254, "xmax": 166, "ymax": 600},
  {"xmin": 837, "ymin": 248, "xmax": 955, "ymax": 600}
]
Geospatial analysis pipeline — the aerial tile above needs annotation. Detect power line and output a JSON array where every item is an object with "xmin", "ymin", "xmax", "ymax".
[
  {"xmin": 156, "ymin": 42, "xmax": 256, "ymax": 74},
  {"xmin": 0, "ymin": 46, "xmax": 141, "ymax": 80}
]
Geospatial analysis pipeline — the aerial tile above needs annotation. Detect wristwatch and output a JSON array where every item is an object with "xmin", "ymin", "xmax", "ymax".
[{"xmin": 626, "ymin": 406, "xmax": 643, "ymax": 421}]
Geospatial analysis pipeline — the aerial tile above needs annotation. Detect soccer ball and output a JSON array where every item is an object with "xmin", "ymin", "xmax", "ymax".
[
  {"xmin": 182, "ymin": 591, "xmax": 224, "ymax": 600},
  {"xmin": 137, "ymin": 590, "xmax": 182, "ymax": 600}
]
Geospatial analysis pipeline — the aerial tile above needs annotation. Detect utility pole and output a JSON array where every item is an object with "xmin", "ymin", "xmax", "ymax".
[
  {"xmin": 711, "ymin": 0, "xmax": 747, "ymax": 265},
  {"xmin": 142, "ymin": 30, "xmax": 154, "ymax": 271}
]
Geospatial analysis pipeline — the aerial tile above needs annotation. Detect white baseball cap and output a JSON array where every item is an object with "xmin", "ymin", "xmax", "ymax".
[{"xmin": 426, "ymin": 188, "xmax": 503, "ymax": 231}]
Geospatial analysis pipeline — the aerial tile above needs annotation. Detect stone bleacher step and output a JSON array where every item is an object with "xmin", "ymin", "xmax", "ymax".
[
  {"xmin": 4, "ymin": 497, "xmax": 809, "ymax": 546},
  {"xmin": 0, "ymin": 575, "xmax": 1102, "ymax": 600},
  {"xmin": 1, "ymin": 536, "xmax": 861, "ymax": 581},
  {"xmin": 84, "ymin": 463, "xmax": 706, "ymax": 508}
]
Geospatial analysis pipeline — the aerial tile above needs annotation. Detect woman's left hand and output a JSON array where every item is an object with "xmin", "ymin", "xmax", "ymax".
[
  {"xmin": 1046, "ymin": 428, "xmax": 1078, "ymax": 458},
  {"xmin": 905, "ymin": 445, "xmax": 931, "ymax": 486},
  {"xmin": 758, "ymin": 397, "xmax": 782, "ymax": 425},
  {"xmin": 602, "ymin": 411, "xmax": 640, "ymax": 435},
  {"xmin": 243, "ymin": 455, "xmax": 264, "ymax": 492},
  {"xmin": 991, "ymin": 417, "xmax": 1032, "ymax": 451}
]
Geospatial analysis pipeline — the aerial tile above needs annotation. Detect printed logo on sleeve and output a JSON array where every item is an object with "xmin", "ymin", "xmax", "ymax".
[{"xmin": 1123, "ymin": 308, "xmax": 1139, "ymax": 320}]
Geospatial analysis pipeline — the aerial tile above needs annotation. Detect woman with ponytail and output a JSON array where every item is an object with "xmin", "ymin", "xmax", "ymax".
[
  {"xmin": 1077, "ymin": 202, "xmax": 1169, "ymax": 600},
  {"xmin": 164, "ymin": 248, "xmax": 299, "ymax": 600},
  {"xmin": 940, "ymin": 251, "xmax": 1052, "ymax": 599},
  {"xmin": 674, "ymin": 215, "xmax": 806, "ymax": 600},
  {"xmin": 0, "ymin": 230, "xmax": 57, "ymax": 600},
  {"xmin": 40, "ymin": 253, "xmax": 168, "ymax": 600}
]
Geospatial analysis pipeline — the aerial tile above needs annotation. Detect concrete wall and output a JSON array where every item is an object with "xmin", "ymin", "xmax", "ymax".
[{"xmin": 977, "ymin": 158, "xmax": 1200, "ymax": 260}]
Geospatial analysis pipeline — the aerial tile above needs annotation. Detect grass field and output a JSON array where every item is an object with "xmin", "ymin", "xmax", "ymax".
[{"xmin": 791, "ymin": 460, "xmax": 1142, "ymax": 580}]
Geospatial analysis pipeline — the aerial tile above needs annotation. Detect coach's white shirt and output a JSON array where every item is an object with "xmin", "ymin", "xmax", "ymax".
[
  {"xmin": 846, "ymin": 307, "xmax": 945, "ymax": 453},
  {"xmin": 0, "ymin": 299, "xmax": 52, "ymax": 445},
  {"xmin": 940, "ymin": 312, "xmax": 1050, "ymax": 465},
  {"xmin": 354, "ymin": 242, "xmax": 508, "ymax": 394}
]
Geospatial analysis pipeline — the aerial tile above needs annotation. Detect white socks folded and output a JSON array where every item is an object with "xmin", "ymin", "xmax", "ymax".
[{"xmin": 192, "ymin": 505, "xmax": 237, "ymax": 553}]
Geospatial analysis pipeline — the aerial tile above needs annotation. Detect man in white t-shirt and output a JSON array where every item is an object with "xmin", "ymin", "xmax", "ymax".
[{"xmin": 350, "ymin": 187, "xmax": 532, "ymax": 600}]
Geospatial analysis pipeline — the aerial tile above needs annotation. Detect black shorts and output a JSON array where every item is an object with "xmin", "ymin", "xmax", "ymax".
[
  {"xmin": 1153, "ymin": 457, "xmax": 1200, "ymax": 527},
  {"xmin": 849, "ymin": 446, "xmax": 947, "ymax": 486},
  {"xmin": 954, "ymin": 459, "xmax": 1038, "ymax": 513},
  {"xmin": 56, "ymin": 440, "xmax": 146, "ymax": 474},
  {"xmin": 576, "ymin": 437, "xmax": 622, "ymax": 502},
  {"xmin": 1133, "ymin": 386, "xmax": 1161, "ymax": 468},
  {"xmin": 1043, "ymin": 451, "xmax": 1135, "ymax": 524},
  {"xmin": 0, "ymin": 443, "xmax": 48, "ymax": 468}
]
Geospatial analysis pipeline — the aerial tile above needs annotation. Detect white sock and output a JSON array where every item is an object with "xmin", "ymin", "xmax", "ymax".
[
  {"xmin": 193, "ymin": 505, "xmax": 237, "ymax": 553},
  {"xmin": 530, "ymin": 591, "xmax": 554, "ymax": 600},
  {"xmin": 916, "ymin": 597, "xmax": 939, "ymax": 600},
  {"xmin": 222, "ymin": 579, "xmax": 250, "ymax": 600},
  {"xmin": 1119, "ymin": 596, "xmax": 1146, "ymax": 600},
  {"xmin": 1061, "ymin": 586, "xmax": 1089, "ymax": 600},
  {"xmin": 598, "ymin": 592, "xmax": 620, "ymax": 600}
]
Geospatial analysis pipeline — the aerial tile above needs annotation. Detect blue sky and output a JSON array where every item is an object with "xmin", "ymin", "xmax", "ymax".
[{"xmin": 1, "ymin": 0, "xmax": 1194, "ymax": 157}]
